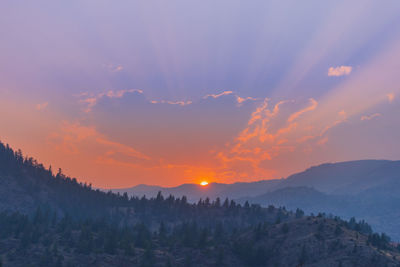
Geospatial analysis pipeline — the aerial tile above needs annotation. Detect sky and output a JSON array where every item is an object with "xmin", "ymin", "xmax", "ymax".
[{"xmin": 1, "ymin": 0, "xmax": 400, "ymax": 188}]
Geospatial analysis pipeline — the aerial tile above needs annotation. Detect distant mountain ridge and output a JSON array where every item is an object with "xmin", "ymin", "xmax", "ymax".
[
  {"xmin": 112, "ymin": 160, "xmax": 400, "ymax": 240},
  {"xmin": 282, "ymin": 160, "xmax": 400, "ymax": 195},
  {"xmin": 243, "ymin": 160, "xmax": 400, "ymax": 240},
  {"xmin": 113, "ymin": 160, "xmax": 400, "ymax": 198},
  {"xmin": 111, "ymin": 179, "xmax": 283, "ymax": 202}
]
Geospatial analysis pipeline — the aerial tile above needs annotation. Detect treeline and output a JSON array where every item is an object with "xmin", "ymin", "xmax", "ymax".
[
  {"xmin": 1, "ymin": 207, "xmax": 396, "ymax": 267},
  {"xmin": 0, "ymin": 204, "xmax": 290, "ymax": 266}
]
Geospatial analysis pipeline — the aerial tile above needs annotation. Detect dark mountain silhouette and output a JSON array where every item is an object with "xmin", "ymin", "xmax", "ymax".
[
  {"xmin": 1, "ymin": 141, "xmax": 400, "ymax": 266},
  {"xmin": 241, "ymin": 186, "xmax": 332, "ymax": 208},
  {"xmin": 111, "ymin": 179, "xmax": 283, "ymax": 202},
  {"xmin": 281, "ymin": 160, "xmax": 400, "ymax": 195}
]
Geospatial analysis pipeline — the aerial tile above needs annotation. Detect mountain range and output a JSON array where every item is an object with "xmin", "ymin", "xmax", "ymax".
[
  {"xmin": 111, "ymin": 179, "xmax": 283, "ymax": 203},
  {"xmin": 112, "ymin": 160, "xmax": 400, "ymax": 240}
]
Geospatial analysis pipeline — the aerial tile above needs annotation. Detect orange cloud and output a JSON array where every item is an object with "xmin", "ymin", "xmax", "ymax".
[
  {"xmin": 213, "ymin": 94, "xmax": 360, "ymax": 183},
  {"xmin": 36, "ymin": 102, "xmax": 48, "ymax": 111},
  {"xmin": 287, "ymin": 98, "xmax": 318, "ymax": 122},
  {"xmin": 319, "ymin": 118, "xmax": 346, "ymax": 137},
  {"xmin": 387, "ymin": 93, "xmax": 395, "ymax": 103},
  {"xmin": 317, "ymin": 137, "xmax": 329, "ymax": 146},
  {"xmin": 48, "ymin": 121, "xmax": 150, "ymax": 162},
  {"xmin": 216, "ymin": 99, "xmax": 320, "ymax": 180},
  {"xmin": 112, "ymin": 65, "xmax": 123, "ymax": 72},
  {"xmin": 297, "ymin": 135, "xmax": 315, "ymax": 143}
]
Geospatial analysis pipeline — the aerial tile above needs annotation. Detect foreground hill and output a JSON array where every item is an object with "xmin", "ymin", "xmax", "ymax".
[
  {"xmin": 1, "ymin": 211, "xmax": 399, "ymax": 267},
  {"xmin": 0, "ymin": 141, "xmax": 400, "ymax": 266},
  {"xmin": 242, "ymin": 186, "xmax": 400, "ymax": 241}
]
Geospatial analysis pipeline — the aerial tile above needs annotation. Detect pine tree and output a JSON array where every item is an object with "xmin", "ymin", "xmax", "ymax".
[
  {"xmin": 298, "ymin": 245, "xmax": 308, "ymax": 265},
  {"xmin": 141, "ymin": 244, "xmax": 155, "ymax": 267}
]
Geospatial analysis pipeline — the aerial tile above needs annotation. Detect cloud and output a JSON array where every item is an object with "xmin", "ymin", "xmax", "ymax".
[
  {"xmin": 150, "ymin": 100, "xmax": 192, "ymax": 106},
  {"xmin": 328, "ymin": 65, "xmax": 353, "ymax": 77},
  {"xmin": 48, "ymin": 121, "xmax": 150, "ymax": 161},
  {"xmin": 214, "ymin": 95, "xmax": 359, "ymax": 181},
  {"xmin": 80, "ymin": 89, "xmax": 257, "ymax": 113},
  {"xmin": 80, "ymin": 89, "xmax": 143, "ymax": 112},
  {"xmin": 36, "ymin": 102, "xmax": 48, "ymax": 111},
  {"xmin": 216, "ymin": 99, "xmax": 313, "ymax": 176},
  {"xmin": 287, "ymin": 98, "xmax": 318, "ymax": 122},
  {"xmin": 203, "ymin": 91, "xmax": 258, "ymax": 105},
  {"xmin": 236, "ymin": 96, "xmax": 259, "ymax": 104},
  {"xmin": 113, "ymin": 66, "xmax": 123, "ymax": 72},
  {"xmin": 361, "ymin": 113, "xmax": 381, "ymax": 121},
  {"xmin": 387, "ymin": 93, "xmax": 395, "ymax": 103},
  {"xmin": 317, "ymin": 137, "xmax": 329, "ymax": 146},
  {"xmin": 103, "ymin": 63, "xmax": 124, "ymax": 73},
  {"xmin": 338, "ymin": 110, "xmax": 346, "ymax": 117},
  {"xmin": 319, "ymin": 117, "xmax": 347, "ymax": 137},
  {"xmin": 203, "ymin": 91, "xmax": 233, "ymax": 99}
]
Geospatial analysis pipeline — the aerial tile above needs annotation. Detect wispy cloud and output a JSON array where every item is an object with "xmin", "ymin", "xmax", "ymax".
[
  {"xmin": 150, "ymin": 100, "xmax": 192, "ymax": 106},
  {"xmin": 48, "ymin": 121, "xmax": 150, "ymax": 161},
  {"xmin": 287, "ymin": 98, "xmax": 318, "ymax": 122},
  {"xmin": 236, "ymin": 96, "xmax": 259, "ymax": 104},
  {"xmin": 317, "ymin": 137, "xmax": 329, "ymax": 146},
  {"xmin": 80, "ymin": 89, "xmax": 143, "ymax": 112},
  {"xmin": 36, "ymin": 102, "xmax": 48, "ymax": 111},
  {"xmin": 214, "ymin": 96, "xmax": 356, "ymax": 181},
  {"xmin": 361, "ymin": 113, "xmax": 381, "ymax": 121},
  {"xmin": 203, "ymin": 91, "xmax": 258, "ymax": 105},
  {"xmin": 80, "ymin": 89, "xmax": 258, "ymax": 112},
  {"xmin": 387, "ymin": 93, "xmax": 395, "ymax": 103},
  {"xmin": 103, "ymin": 63, "xmax": 124, "ymax": 73},
  {"xmin": 112, "ymin": 65, "xmax": 123, "ymax": 72},
  {"xmin": 328, "ymin": 65, "xmax": 353, "ymax": 77},
  {"xmin": 203, "ymin": 91, "xmax": 234, "ymax": 99}
]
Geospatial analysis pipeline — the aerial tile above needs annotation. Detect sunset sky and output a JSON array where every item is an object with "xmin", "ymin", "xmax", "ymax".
[{"xmin": 1, "ymin": 0, "xmax": 400, "ymax": 188}]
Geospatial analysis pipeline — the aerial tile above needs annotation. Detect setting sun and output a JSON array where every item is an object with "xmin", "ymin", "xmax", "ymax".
[{"xmin": 200, "ymin": 181, "xmax": 209, "ymax": 186}]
